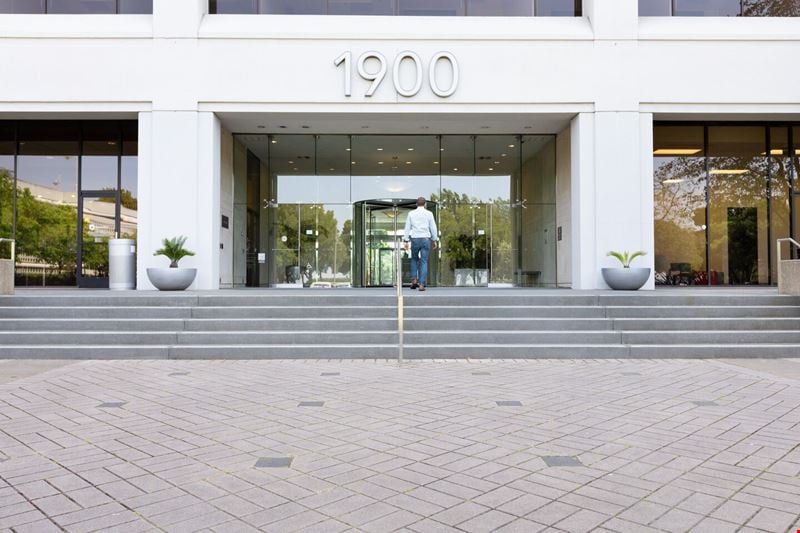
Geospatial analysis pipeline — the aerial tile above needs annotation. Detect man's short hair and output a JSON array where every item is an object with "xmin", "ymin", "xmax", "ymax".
[{"xmin": 416, "ymin": 197, "xmax": 426, "ymax": 206}]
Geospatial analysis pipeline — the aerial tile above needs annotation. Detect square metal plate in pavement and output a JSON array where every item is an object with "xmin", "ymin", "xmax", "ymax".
[
  {"xmin": 543, "ymin": 456, "xmax": 583, "ymax": 467},
  {"xmin": 98, "ymin": 402, "xmax": 126, "ymax": 408},
  {"xmin": 473, "ymin": 372, "xmax": 491, "ymax": 375},
  {"xmin": 321, "ymin": 372, "xmax": 340, "ymax": 376},
  {"xmin": 692, "ymin": 400, "xmax": 719, "ymax": 406},
  {"xmin": 299, "ymin": 401, "xmax": 325, "ymax": 407},
  {"xmin": 496, "ymin": 401, "xmax": 522, "ymax": 406},
  {"xmin": 255, "ymin": 457, "xmax": 293, "ymax": 468},
  {"xmin": 169, "ymin": 372, "xmax": 190, "ymax": 376}
]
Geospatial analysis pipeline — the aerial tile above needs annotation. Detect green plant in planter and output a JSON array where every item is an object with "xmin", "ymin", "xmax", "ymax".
[
  {"xmin": 607, "ymin": 250, "xmax": 646, "ymax": 268},
  {"xmin": 154, "ymin": 236, "xmax": 195, "ymax": 268}
]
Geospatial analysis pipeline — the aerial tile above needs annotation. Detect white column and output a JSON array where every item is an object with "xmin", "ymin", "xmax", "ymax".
[
  {"xmin": 639, "ymin": 113, "xmax": 655, "ymax": 290},
  {"xmin": 153, "ymin": 0, "xmax": 206, "ymax": 38},
  {"xmin": 136, "ymin": 111, "xmax": 221, "ymax": 290},
  {"xmin": 570, "ymin": 113, "xmax": 597, "ymax": 290}
]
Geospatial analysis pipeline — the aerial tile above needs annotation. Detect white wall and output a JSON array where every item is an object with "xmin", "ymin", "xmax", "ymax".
[
  {"xmin": 1, "ymin": 0, "xmax": 798, "ymax": 290},
  {"xmin": 220, "ymin": 127, "xmax": 234, "ymax": 288},
  {"xmin": 556, "ymin": 126, "xmax": 571, "ymax": 287}
]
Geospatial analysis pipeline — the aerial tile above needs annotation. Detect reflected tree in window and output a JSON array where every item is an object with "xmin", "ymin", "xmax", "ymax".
[{"xmin": 742, "ymin": 0, "xmax": 800, "ymax": 16}]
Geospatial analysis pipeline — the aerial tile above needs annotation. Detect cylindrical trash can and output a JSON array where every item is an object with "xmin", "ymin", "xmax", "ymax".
[{"xmin": 109, "ymin": 238, "xmax": 136, "ymax": 290}]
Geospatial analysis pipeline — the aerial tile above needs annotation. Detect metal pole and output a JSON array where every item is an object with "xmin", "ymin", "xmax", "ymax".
[{"xmin": 396, "ymin": 242, "xmax": 404, "ymax": 364}]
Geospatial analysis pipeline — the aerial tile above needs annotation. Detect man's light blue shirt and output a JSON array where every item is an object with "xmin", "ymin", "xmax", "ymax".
[{"xmin": 403, "ymin": 206, "xmax": 438, "ymax": 242}]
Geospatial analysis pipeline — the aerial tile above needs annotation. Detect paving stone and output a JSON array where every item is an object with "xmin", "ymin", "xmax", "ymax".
[
  {"xmin": 255, "ymin": 457, "xmax": 293, "ymax": 468},
  {"xmin": 299, "ymin": 401, "xmax": 325, "ymax": 407},
  {"xmin": 97, "ymin": 402, "xmax": 127, "ymax": 408},
  {"xmin": 542, "ymin": 456, "xmax": 582, "ymax": 467},
  {"xmin": 496, "ymin": 401, "xmax": 522, "ymax": 407},
  {"xmin": 745, "ymin": 508, "xmax": 797, "ymax": 532}
]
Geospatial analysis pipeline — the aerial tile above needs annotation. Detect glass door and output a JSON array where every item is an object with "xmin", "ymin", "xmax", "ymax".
[{"xmin": 77, "ymin": 190, "xmax": 118, "ymax": 288}]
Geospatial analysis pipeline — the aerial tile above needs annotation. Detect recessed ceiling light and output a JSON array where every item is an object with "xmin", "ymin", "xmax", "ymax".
[
  {"xmin": 346, "ymin": 148, "xmax": 351, "ymax": 151},
  {"xmin": 453, "ymin": 168, "xmax": 458, "ymax": 171},
  {"xmin": 433, "ymin": 162, "xmax": 439, "ymax": 165},
  {"xmin": 408, "ymin": 148, "xmax": 415, "ymax": 151},
  {"xmin": 257, "ymin": 125, "xmax": 266, "ymax": 129},
  {"xmin": 524, "ymin": 126, "xmax": 532, "ymax": 129},
  {"xmin": 508, "ymin": 144, "xmax": 515, "ymax": 148},
  {"xmin": 494, "ymin": 161, "xmax": 500, "ymax": 164},
  {"xmin": 653, "ymin": 148, "xmax": 702, "ymax": 156},
  {"xmin": 377, "ymin": 148, "xmax": 383, "ymax": 151},
  {"xmin": 351, "ymin": 161, "xmax": 356, "ymax": 165},
  {"xmin": 293, "ymin": 167, "xmax": 298, "ymax": 171},
  {"xmin": 406, "ymin": 161, "xmax": 412, "ymax": 165},
  {"xmin": 329, "ymin": 168, "xmax": 335, "ymax": 171},
  {"xmin": 501, "ymin": 153, "xmax": 507, "ymax": 157},
  {"xmin": 392, "ymin": 166, "xmax": 398, "ymax": 170},
  {"xmin": 301, "ymin": 125, "xmax": 310, "ymax": 129},
  {"xmin": 440, "ymin": 148, "xmax": 445, "ymax": 152},
  {"xmin": 421, "ymin": 126, "xmax": 430, "ymax": 130},
  {"xmin": 481, "ymin": 126, "xmax": 490, "ymax": 129},
  {"xmin": 361, "ymin": 125, "xmax": 369, "ymax": 129},
  {"xmin": 710, "ymin": 169, "xmax": 748, "ymax": 175},
  {"xmin": 271, "ymin": 140, "xmax": 277, "ymax": 144},
  {"xmin": 489, "ymin": 168, "xmax": 494, "ymax": 171},
  {"xmin": 288, "ymin": 160, "xmax": 294, "ymax": 164},
  {"xmin": 279, "ymin": 125, "xmax": 287, "ymax": 129},
  {"xmin": 378, "ymin": 161, "xmax": 384, "ymax": 165}
]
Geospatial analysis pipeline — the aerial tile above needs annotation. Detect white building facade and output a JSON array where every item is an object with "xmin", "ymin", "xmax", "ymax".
[{"xmin": 0, "ymin": 0, "xmax": 798, "ymax": 290}]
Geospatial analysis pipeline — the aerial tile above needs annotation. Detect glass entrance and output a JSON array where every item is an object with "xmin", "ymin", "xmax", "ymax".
[{"xmin": 353, "ymin": 199, "xmax": 438, "ymax": 287}]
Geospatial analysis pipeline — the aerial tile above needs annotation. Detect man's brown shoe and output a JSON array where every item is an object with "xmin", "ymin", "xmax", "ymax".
[
  {"xmin": 418, "ymin": 285, "xmax": 426, "ymax": 292},
  {"xmin": 410, "ymin": 279, "xmax": 419, "ymax": 289}
]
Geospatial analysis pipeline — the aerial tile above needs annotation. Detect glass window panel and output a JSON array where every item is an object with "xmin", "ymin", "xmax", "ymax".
[
  {"xmin": 211, "ymin": 0, "xmax": 256, "ymax": 13},
  {"xmin": 81, "ymin": 196, "xmax": 115, "ymax": 280},
  {"xmin": 520, "ymin": 135, "xmax": 556, "ymax": 285},
  {"xmin": 0, "ymin": 156, "xmax": 13, "ymax": 258},
  {"xmin": 315, "ymin": 135, "xmax": 351, "ymax": 203},
  {"xmin": 467, "ymin": 0, "xmax": 533, "ymax": 16},
  {"xmin": 673, "ymin": 0, "xmax": 741, "ymax": 16},
  {"xmin": 18, "ymin": 121, "xmax": 80, "ymax": 156},
  {"xmin": 794, "ymin": 127, "xmax": 800, "ymax": 193},
  {"xmin": 708, "ymin": 126, "xmax": 765, "ymax": 157},
  {"xmin": 119, "ymin": 0, "xmax": 152, "ymax": 14},
  {"xmin": 536, "ymin": 0, "xmax": 580, "ymax": 16},
  {"xmin": 329, "ymin": 0, "xmax": 394, "ymax": 15},
  {"xmin": 770, "ymin": 127, "xmax": 791, "ymax": 282},
  {"xmin": 794, "ymin": 194, "xmax": 800, "ymax": 243},
  {"xmin": 81, "ymin": 156, "xmax": 117, "ymax": 191},
  {"xmin": 259, "ymin": 0, "xmax": 326, "ymax": 13},
  {"xmin": 15, "ymin": 155, "xmax": 78, "ymax": 286},
  {"xmin": 48, "ymin": 0, "xmax": 116, "ymax": 13},
  {"xmin": 639, "ymin": 0, "xmax": 671, "ymax": 15},
  {"xmin": 398, "ymin": 0, "xmax": 464, "ymax": 16},
  {"xmin": 653, "ymin": 125, "xmax": 707, "ymax": 285},
  {"xmin": 351, "ymin": 136, "xmax": 439, "ymax": 203},
  {"xmin": 0, "ymin": 122, "xmax": 14, "ymax": 155},
  {"xmin": 708, "ymin": 126, "xmax": 769, "ymax": 285},
  {"xmin": 302, "ymin": 204, "xmax": 352, "ymax": 286},
  {"xmin": 122, "ymin": 121, "xmax": 138, "ymax": 156},
  {"xmin": 743, "ymin": 0, "xmax": 800, "ymax": 16},
  {"xmin": 0, "ymin": 0, "xmax": 45, "ymax": 12},
  {"xmin": 83, "ymin": 121, "xmax": 120, "ymax": 156},
  {"xmin": 120, "ymin": 156, "xmax": 137, "ymax": 239}
]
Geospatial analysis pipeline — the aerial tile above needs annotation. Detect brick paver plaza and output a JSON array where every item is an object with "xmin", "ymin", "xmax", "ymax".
[{"xmin": 2, "ymin": 359, "xmax": 800, "ymax": 532}]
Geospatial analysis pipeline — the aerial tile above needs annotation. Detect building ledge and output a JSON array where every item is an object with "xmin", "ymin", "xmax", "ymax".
[
  {"xmin": 639, "ymin": 16, "xmax": 800, "ymax": 41},
  {"xmin": 199, "ymin": 14, "xmax": 594, "ymax": 41},
  {"xmin": 0, "ymin": 15, "xmax": 152, "ymax": 38}
]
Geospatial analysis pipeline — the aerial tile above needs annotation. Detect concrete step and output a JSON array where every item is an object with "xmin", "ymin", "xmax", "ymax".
[
  {"xmin": 0, "ymin": 296, "xmax": 198, "ymax": 307},
  {"xmin": 0, "ymin": 345, "xmax": 397, "ymax": 359},
  {"xmin": 0, "ymin": 319, "xmax": 186, "ymax": 331},
  {"xmin": 0, "ymin": 307, "xmax": 193, "ymax": 319},
  {"xmin": 404, "ymin": 331, "xmax": 621, "ymax": 344},
  {"xmin": 404, "ymin": 318, "xmax": 611, "ymax": 331},
  {"xmin": 628, "ymin": 344, "xmax": 800, "ymax": 358},
  {"xmin": 622, "ymin": 331, "xmax": 800, "ymax": 344},
  {"xmin": 405, "ymin": 306, "xmax": 606, "ymax": 318},
  {"xmin": 613, "ymin": 318, "xmax": 800, "ymax": 330},
  {"xmin": 0, "ymin": 331, "xmax": 398, "ymax": 345},
  {"xmin": 402, "ymin": 345, "xmax": 630, "ymax": 358},
  {"xmin": 605, "ymin": 306, "xmax": 800, "ymax": 318},
  {"xmin": 196, "ymin": 295, "xmax": 396, "ymax": 307},
  {"xmin": 175, "ymin": 331, "xmax": 398, "ymax": 345},
  {"xmin": 190, "ymin": 306, "xmax": 396, "ymax": 319}
]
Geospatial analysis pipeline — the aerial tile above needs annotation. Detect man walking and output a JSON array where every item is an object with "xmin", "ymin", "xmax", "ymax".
[{"xmin": 403, "ymin": 197, "xmax": 438, "ymax": 291}]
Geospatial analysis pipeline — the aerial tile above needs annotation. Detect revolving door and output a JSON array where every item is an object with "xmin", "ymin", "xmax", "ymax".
[{"xmin": 353, "ymin": 199, "xmax": 438, "ymax": 288}]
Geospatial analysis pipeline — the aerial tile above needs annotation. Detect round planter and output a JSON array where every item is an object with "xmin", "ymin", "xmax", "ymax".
[
  {"xmin": 146, "ymin": 267, "xmax": 197, "ymax": 291},
  {"xmin": 602, "ymin": 267, "xmax": 651, "ymax": 290}
]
